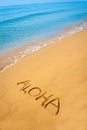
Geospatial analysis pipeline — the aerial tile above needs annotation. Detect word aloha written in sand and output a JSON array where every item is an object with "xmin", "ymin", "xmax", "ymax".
[{"xmin": 17, "ymin": 80, "xmax": 60, "ymax": 115}]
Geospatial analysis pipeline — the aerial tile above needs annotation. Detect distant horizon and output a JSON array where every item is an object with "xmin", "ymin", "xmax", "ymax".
[{"xmin": 0, "ymin": 0, "xmax": 87, "ymax": 7}]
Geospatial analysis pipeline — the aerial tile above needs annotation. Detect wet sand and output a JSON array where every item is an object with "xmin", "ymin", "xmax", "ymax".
[{"xmin": 0, "ymin": 30, "xmax": 87, "ymax": 130}]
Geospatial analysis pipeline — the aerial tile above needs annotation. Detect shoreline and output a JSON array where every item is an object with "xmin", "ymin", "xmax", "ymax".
[
  {"xmin": 0, "ymin": 30, "xmax": 87, "ymax": 130},
  {"xmin": 0, "ymin": 21, "xmax": 86, "ymax": 72}
]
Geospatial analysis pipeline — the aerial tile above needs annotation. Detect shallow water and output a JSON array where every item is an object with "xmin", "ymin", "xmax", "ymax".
[{"xmin": 0, "ymin": 2, "xmax": 87, "ymax": 71}]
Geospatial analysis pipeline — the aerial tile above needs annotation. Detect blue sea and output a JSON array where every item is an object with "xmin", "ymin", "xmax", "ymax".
[{"xmin": 0, "ymin": 1, "xmax": 87, "ymax": 71}]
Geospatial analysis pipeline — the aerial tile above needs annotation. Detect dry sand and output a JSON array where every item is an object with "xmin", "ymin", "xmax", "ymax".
[{"xmin": 0, "ymin": 30, "xmax": 87, "ymax": 130}]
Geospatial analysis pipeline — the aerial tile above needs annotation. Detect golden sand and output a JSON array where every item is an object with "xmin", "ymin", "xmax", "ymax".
[{"xmin": 0, "ymin": 30, "xmax": 87, "ymax": 130}]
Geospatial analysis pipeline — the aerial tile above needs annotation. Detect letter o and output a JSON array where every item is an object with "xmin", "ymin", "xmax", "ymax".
[{"xmin": 28, "ymin": 87, "xmax": 41, "ymax": 97}]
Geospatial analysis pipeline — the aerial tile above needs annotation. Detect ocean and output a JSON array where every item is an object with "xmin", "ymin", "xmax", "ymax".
[{"xmin": 0, "ymin": 1, "xmax": 87, "ymax": 71}]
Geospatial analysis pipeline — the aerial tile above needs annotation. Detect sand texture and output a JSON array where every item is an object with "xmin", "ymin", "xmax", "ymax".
[{"xmin": 0, "ymin": 30, "xmax": 87, "ymax": 130}]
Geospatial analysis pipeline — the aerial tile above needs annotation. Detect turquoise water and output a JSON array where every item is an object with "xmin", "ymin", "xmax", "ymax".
[
  {"xmin": 0, "ymin": 2, "xmax": 87, "ymax": 52},
  {"xmin": 0, "ymin": 1, "xmax": 87, "ymax": 71}
]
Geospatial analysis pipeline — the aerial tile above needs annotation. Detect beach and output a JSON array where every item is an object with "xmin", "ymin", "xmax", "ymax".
[
  {"xmin": 0, "ymin": 2, "xmax": 87, "ymax": 72},
  {"xmin": 0, "ymin": 30, "xmax": 87, "ymax": 130}
]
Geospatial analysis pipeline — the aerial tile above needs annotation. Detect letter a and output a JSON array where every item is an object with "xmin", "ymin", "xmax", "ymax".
[
  {"xmin": 17, "ymin": 80, "xmax": 31, "ymax": 93},
  {"xmin": 44, "ymin": 98, "xmax": 60, "ymax": 115}
]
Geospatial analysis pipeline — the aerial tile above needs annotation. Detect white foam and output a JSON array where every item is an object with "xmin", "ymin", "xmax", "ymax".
[{"xmin": 0, "ymin": 20, "xmax": 87, "ymax": 73}]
